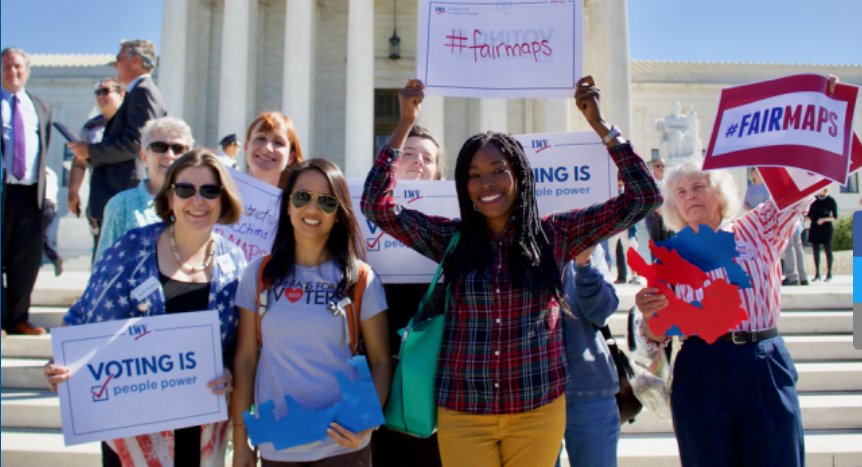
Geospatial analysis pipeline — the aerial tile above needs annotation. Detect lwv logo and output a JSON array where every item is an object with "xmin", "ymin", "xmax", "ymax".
[{"xmin": 532, "ymin": 140, "xmax": 551, "ymax": 153}]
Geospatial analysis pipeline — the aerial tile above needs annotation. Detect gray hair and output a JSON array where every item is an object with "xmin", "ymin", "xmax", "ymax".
[
  {"xmin": 120, "ymin": 39, "xmax": 157, "ymax": 72},
  {"xmin": 661, "ymin": 157, "xmax": 742, "ymax": 232},
  {"xmin": 1, "ymin": 48, "xmax": 30, "ymax": 68},
  {"xmin": 141, "ymin": 117, "xmax": 195, "ymax": 151}
]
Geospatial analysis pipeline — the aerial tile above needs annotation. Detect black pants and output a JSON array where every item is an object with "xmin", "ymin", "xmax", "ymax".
[
  {"xmin": 1, "ymin": 184, "xmax": 43, "ymax": 328},
  {"xmin": 87, "ymin": 212, "xmax": 102, "ymax": 267},
  {"xmin": 615, "ymin": 238, "xmax": 627, "ymax": 282},
  {"xmin": 372, "ymin": 427, "xmax": 442, "ymax": 467},
  {"xmin": 812, "ymin": 241, "xmax": 833, "ymax": 277},
  {"xmin": 42, "ymin": 202, "xmax": 61, "ymax": 263}
]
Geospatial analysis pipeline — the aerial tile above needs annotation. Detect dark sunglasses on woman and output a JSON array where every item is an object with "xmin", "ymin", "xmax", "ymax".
[
  {"xmin": 94, "ymin": 88, "xmax": 120, "ymax": 97},
  {"xmin": 289, "ymin": 190, "xmax": 339, "ymax": 214},
  {"xmin": 172, "ymin": 183, "xmax": 223, "ymax": 200},
  {"xmin": 148, "ymin": 142, "xmax": 189, "ymax": 155}
]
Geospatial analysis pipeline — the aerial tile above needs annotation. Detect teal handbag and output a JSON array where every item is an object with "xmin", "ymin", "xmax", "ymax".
[{"xmin": 384, "ymin": 231, "xmax": 460, "ymax": 437}]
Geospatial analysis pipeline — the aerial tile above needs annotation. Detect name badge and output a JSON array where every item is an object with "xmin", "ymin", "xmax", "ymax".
[
  {"xmin": 736, "ymin": 241, "xmax": 756, "ymax": 262},
  {"xmin": 130, "ymin": 276, "xmax": 161, "ymax": 302},
  {"xmin": 216, "ymin": 254, "xmax": 236, "ymax": 274}
]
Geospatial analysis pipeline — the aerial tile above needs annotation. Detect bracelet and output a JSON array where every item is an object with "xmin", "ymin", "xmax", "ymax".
[{"xmin": 602, "ymin": 125, "xmax": 622, "ymax": 145}]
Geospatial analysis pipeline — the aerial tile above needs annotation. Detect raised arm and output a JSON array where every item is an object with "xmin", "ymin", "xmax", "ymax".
[
  {"xmin": 545, "ymin": 77, "xmax": 662, "ymax": 265},
  {"xmin": 567, "ymin": 245, "xmax": 619, "ymax": 327},
  {"xmin": 361, "ymin": 80, "xmax": 458, "ymax": 263}
]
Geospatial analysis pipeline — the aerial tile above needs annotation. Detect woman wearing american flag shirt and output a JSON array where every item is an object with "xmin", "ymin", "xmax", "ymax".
[
  {"xmin": 363, "ymin": 76, "xmax": 662, "ymax": 467},
  {"xmin": 635, "ymin": 158, "xmax": 812, "ymax": 467},
  {"xmin": 42, "ymin": 149, "xmax": 248, "ymax": 467}
]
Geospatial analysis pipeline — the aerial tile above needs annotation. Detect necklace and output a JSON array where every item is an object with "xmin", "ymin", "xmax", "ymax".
[{"xmin": 170, "ymin": 224, "xmax": 215, "ymax": 274}]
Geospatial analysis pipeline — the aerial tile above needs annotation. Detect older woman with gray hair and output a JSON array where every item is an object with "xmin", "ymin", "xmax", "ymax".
[
  {"xmin": 634, "ymin": 158, "xmax": 811, "ymax": 467},
  {"xmin": 94, "ymin": 116, "xmax": 194, "ymax": 260}
]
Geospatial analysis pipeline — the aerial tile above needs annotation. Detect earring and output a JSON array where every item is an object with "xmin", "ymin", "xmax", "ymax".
[
  {"xmin": 170, "ymin": 214, "xmax": 176, "ymax": 222},
  {"xmin": 473, "ymin": 204, "xmax": 478, "ymax": 211}
]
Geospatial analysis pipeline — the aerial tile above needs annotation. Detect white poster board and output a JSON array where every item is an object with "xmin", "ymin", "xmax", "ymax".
[
  {"xmin": 214, "ymin": 168, "xmax": 281, "ymax": 263},
  {"xmin": 417, "ymin": 0, "xmax": 583, "ymax": 98},
  {"xmin": 51, "ymin": 311, "xmax": 227, "ymax": 446},
  {"xmin": 351, "ymin": 131, "xmax": 615, "ymax": 283}
]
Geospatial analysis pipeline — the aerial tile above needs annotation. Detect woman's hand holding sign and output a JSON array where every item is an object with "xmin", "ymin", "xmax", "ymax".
[
  {"xmin": 43, "ymin": 361, "xmax": 71, "ymax": 391},
  {"xmin": 206, "ymin": 367, "xmax": 233, "ymax": 395}
]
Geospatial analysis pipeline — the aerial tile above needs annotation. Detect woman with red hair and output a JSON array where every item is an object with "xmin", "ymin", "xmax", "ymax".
[{"xmin": 243, "ymin": 112, "xmax": 305, "ymax": 188}]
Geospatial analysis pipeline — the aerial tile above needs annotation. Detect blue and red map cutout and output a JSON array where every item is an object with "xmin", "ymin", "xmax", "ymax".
[
  {"xmin": 628, "ymin": 226, "xmax": 753, "ymax": 343},
  {"xmin": 854, "ymin": 212, "xmax": 861, "ymax": 350}
]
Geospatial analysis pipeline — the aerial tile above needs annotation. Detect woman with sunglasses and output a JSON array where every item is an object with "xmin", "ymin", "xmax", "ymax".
[
  {"xmin": 94, "ymin": 117, "xmax": 194, "ymax": 261},
  {"xmin": 244, "ymin": 112, "xmax": 305, "ymax": 188},
  {"xmin": 44, "ymin": 149, "xmax": 247, "ymax": 467},
  {"xmin": 363, "ymin": 77, "xmax": 662, "ymax": 467},
  {"xmin": 232, "ymin": 159, "xmax": 390, "ymax": 467}
]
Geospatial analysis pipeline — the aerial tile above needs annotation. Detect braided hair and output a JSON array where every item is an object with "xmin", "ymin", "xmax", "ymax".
[{"xmin": 447, "ymin": 132, "xmax": 569, "ymax": 315}]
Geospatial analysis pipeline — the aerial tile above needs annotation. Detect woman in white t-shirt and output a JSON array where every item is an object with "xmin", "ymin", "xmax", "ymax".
[{"xmin": 232, "ymin": 159, "xmax": 391, "ymax": 467}]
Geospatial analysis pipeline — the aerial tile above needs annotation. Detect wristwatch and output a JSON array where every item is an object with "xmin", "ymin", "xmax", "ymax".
[{"xmin": 603, "ymin": 125, "xmax": 622, "ymax": 145}]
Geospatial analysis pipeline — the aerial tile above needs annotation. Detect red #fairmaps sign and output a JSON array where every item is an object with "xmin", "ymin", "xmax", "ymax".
[
  {"xmin": 703, "ymin": 74, "xmax": 860, "ymax": 183},
  {"xmin": 758, "ymin": 133, "xmax": 862, "ymax": 211}
]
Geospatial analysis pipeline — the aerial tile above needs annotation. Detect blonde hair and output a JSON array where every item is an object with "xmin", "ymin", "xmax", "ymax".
[{"xmin": 662, "ymin": 157, "xmax": 742, "ymax": 231}]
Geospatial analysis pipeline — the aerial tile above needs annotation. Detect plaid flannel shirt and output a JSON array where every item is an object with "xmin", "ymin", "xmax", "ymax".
[{"xmin": 362, "ymin": 144, "xmax": 661, "ymax": 414}]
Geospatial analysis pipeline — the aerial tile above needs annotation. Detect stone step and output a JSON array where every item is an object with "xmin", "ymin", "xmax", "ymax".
[
  {"xmin": 618, "ymin": 393, "xmax": 862, "ymax": 434},
  {"xmin": 26, "ymin": 307, "xmax": 68, "ymax": 331},
  {"xmin": 607, "ymin": 310, "xmax": 854, "ymax": 336},
  {"xmin": 1, "ymin": 358, "xmax": 50, "ymax": 390},
  {"xmin": 2, "ymin": 427, "xmax": 859, "ymax": 467},
  {"xmin": 29, "ymin": 272, "xmax": 88, "ymax": 307}
]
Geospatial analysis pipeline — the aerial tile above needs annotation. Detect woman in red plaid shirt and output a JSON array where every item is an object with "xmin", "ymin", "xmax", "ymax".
[{"xmin": 362, "ymin": 77, "xmax": 662, "ymax": 467}]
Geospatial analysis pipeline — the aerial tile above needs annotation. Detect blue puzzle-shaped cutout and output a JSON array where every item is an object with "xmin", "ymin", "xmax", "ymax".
[
  {"xmin": 657, "ymin": 225, "xmax": 753, "ymax": 289},
  {"xmin": 243, "ymin": 356, "xmax": 385, "ymax": 451}
]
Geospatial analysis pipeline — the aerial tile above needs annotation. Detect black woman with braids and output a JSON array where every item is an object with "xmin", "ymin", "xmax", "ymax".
[{"xmin": 362, "ymin": 77, "xmax": 662, "ymax": 467}]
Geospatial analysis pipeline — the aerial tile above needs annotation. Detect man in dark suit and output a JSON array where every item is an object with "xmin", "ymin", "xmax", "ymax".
[
  {"xmin": 1, "ymin": 47, "xmax": 52, "ymax": 336},
  {"xmin": 67, "ymin": 39, "xmax": 167, "ymax": 256}
]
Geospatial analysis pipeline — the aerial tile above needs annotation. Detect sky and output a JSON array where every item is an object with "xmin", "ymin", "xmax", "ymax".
[{"xmin": 1, "ymin": 0, "xmax": 860, "ymax": 65}]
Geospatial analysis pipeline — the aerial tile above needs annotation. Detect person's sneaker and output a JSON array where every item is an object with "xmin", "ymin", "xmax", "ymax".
[
  {"xmin": 800, "ymin": 280, "xmax": 810, "ymax": 286},
  {"xmin": 782, "ymin": 279, "xmax": 800, "ymax": 286},
  {"xmin": 10, "ymin": 322, "xmax": 46, "ymax": 336},
  {"xmin": 614, "ymin": 279, "xmax": 626, "ymax": 285},
  {"xmin": 825, "ymin": 275, "xmax": 832, "ymax": 282},
  {"xmin": 53, "ymin": 257, "xmax": 64, "ymax": 277},
  {"xmin": 812, "ymin": 275, "xmax": 821, "ymax": 282}
]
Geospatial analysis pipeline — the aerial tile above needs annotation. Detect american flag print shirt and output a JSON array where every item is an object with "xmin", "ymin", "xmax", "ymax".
[
  {"xmin": 362, "ymin": 144, "xmax": 662, "ymax": 414},
  {"xmin": 640, "ymin": 197, "xmax": 813, "ymax": 352}
]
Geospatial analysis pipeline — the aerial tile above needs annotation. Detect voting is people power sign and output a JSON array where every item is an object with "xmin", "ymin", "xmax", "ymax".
[{"xmin": 703, "ymin": 74, "xmax": 860, "ymax": 183}]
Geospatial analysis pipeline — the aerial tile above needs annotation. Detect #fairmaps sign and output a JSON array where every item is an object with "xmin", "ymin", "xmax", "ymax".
[
  {"xmin": 50, "ymin": 311, "xmax": 228, "ymax": 446},
  {"xmin": 214, "ymin": 168, "xmax": 281, "ymax": 263},
  {"xmin": 417, "ymin": 0, "xmax": 583, "ymax": 98}
]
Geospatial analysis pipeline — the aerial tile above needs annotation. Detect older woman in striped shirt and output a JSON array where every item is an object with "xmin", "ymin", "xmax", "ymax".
[{"xmin": 635, "ymin": 159, "xmax": 811, "ymax": 467}]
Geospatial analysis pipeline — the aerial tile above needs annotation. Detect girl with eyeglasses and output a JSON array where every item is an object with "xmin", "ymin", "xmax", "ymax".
[
  {"xmin": 94, "ymin": 117, "xmax": 194, "ymax": 261},
  {"xmin": 362, "ymin": 77, "xmax": 662, "ymax": 467},
  {"xmin": 231, "ymin": 159, "xmax": 391, "ymax": 467},
  {"xmin": 44, "ymin": 149, "xmax": 248, "ymax": 467}
]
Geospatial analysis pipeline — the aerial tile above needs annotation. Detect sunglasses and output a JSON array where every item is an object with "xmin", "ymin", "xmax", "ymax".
[
  {"xmin": 172, "ymin": 183, "xmax": 223, "ymax": 200},
  {"xmin": 94, "ymin": 88, "xmax": 119, "ymax": 97},
  {"xmin": 148, "ymin": 142, "xmax": 189, "ymax": 155},
  {"xmin": 654, "ymin": 164, "xmax": 665, "ymax": 168},
  {"xmin": 290, "ymin": 190, "xmax": 339, "ymax": 214}
]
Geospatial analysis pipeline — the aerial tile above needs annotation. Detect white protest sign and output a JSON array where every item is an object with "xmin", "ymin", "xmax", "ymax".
[
  {"xmin": 703, "ymin": 74, "xmax": 860, "ymax": 183},
  {"xmin": 513, "ymin": 131, "xmax": 617, "ymax": 213},
  {"xmin": 51, "ymin": 311, "xmax": 227, "ymax": 446},
  {"xmin": 351, "ymin": 131, "xmax": 615, "ymax": 283},
  {"xmin": 214, "ymin": 168, "xmax": 281, "ymax": 263},
  {"xmin": 417, "ymin": 0, "xmax": 583, "ymax": 98}
]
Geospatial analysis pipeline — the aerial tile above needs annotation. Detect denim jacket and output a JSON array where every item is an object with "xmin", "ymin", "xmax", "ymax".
[{"xmin": 563, "ymin": 245, "xmax": 620, "ymax": 398}]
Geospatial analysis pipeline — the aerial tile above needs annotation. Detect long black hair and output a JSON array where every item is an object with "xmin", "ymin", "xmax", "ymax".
[
  {"xmin": 447, "ymin": 132, "xmax": 569, "ymax": 313},
  {"xmin": 262, "ymin": 159, "xmax": 365, "ymax": 298}
]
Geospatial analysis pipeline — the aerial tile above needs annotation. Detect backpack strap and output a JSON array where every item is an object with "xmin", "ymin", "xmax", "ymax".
[
  {"xmin": 345, "ymin": 261, "xmax": 372, "ymax": 355},
  {"xmin": 255, "ymin": 255, "xmax": 274, "ymax": 348}
]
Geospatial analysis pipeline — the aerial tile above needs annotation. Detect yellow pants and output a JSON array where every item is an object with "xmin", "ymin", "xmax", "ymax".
[{"xmin": 437, "ymin": 395, "xmax": 566, "ymax": 467}]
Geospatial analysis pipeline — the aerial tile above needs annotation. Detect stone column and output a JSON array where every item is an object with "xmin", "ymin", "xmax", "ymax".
[
  {"xmin": 583, "ymin": 0, "xmax": 633, "ymax": 137},
  {"xmin": 218, "ymin": 0, "xmax": 250, "ymax": 167},
  {"xmin": 159, "ymin": 0, "xmax": 189, "ymax": 118},
  {"xmin": 471, "ymin": 98, "xmax": 507, "ymax": 134},
  {"xmin": 344, "ymin": 0, "xmax": 375, "ymax": 178},
  {"xmin": 543, "ymin": 99, "xmax": 570, "ymax": 133},
  {"xmin": 283, "ymin": 0, "xmax": 316, "ymax": 157}
]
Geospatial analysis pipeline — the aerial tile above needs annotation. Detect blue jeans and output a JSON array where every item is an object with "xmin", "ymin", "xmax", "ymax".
[{"xmin": 555, "ymin": 395, "xmax": 619, "ymax": 467}]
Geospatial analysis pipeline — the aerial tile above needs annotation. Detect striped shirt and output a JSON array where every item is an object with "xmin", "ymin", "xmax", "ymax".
[
  {"xmin": 642, "ymin": 197, "xmax": 812, "ymax": 349},
  {"xmin": 362, "ymin": 144, "xmax": 662, "ymax": 414}
]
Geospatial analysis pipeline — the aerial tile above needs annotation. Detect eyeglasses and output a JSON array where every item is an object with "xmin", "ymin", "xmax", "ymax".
[
  {"xmin": 94, "ymin": 88, "xmax": 119, "ymax": 97},
  {"xmin": 172, "ymin": 183, "xmax": 223, "ymax": 200},
  {"xmin": 289, "ymin": 190, "xmax": 339, "ymax": 214},
  {"xmin": 148, "ymin": 142, "xmax": 189, "ymax": 155},
  {"xmin": 115, "ymin": 52, "xmax": 136, "ymax": 62},
  {"xmin": 654, "ymin": 164, "xmax": 665, "ymax": 168}
]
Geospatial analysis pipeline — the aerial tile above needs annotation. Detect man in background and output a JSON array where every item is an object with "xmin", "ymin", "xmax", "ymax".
[
  {"xmin": 1, "ymin": 47, "xmax": 52, "ymax": 336},
  {"xmin": 215, "ymin": 133, "xmax": 239, "ymax": 169},
  {"xmin": 66, "ymin": 78, "xmax": 125, "ymax": 220},
  {"xmin": 66, "ymin": 39, "xmax": 166, "ymax": 256}
]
